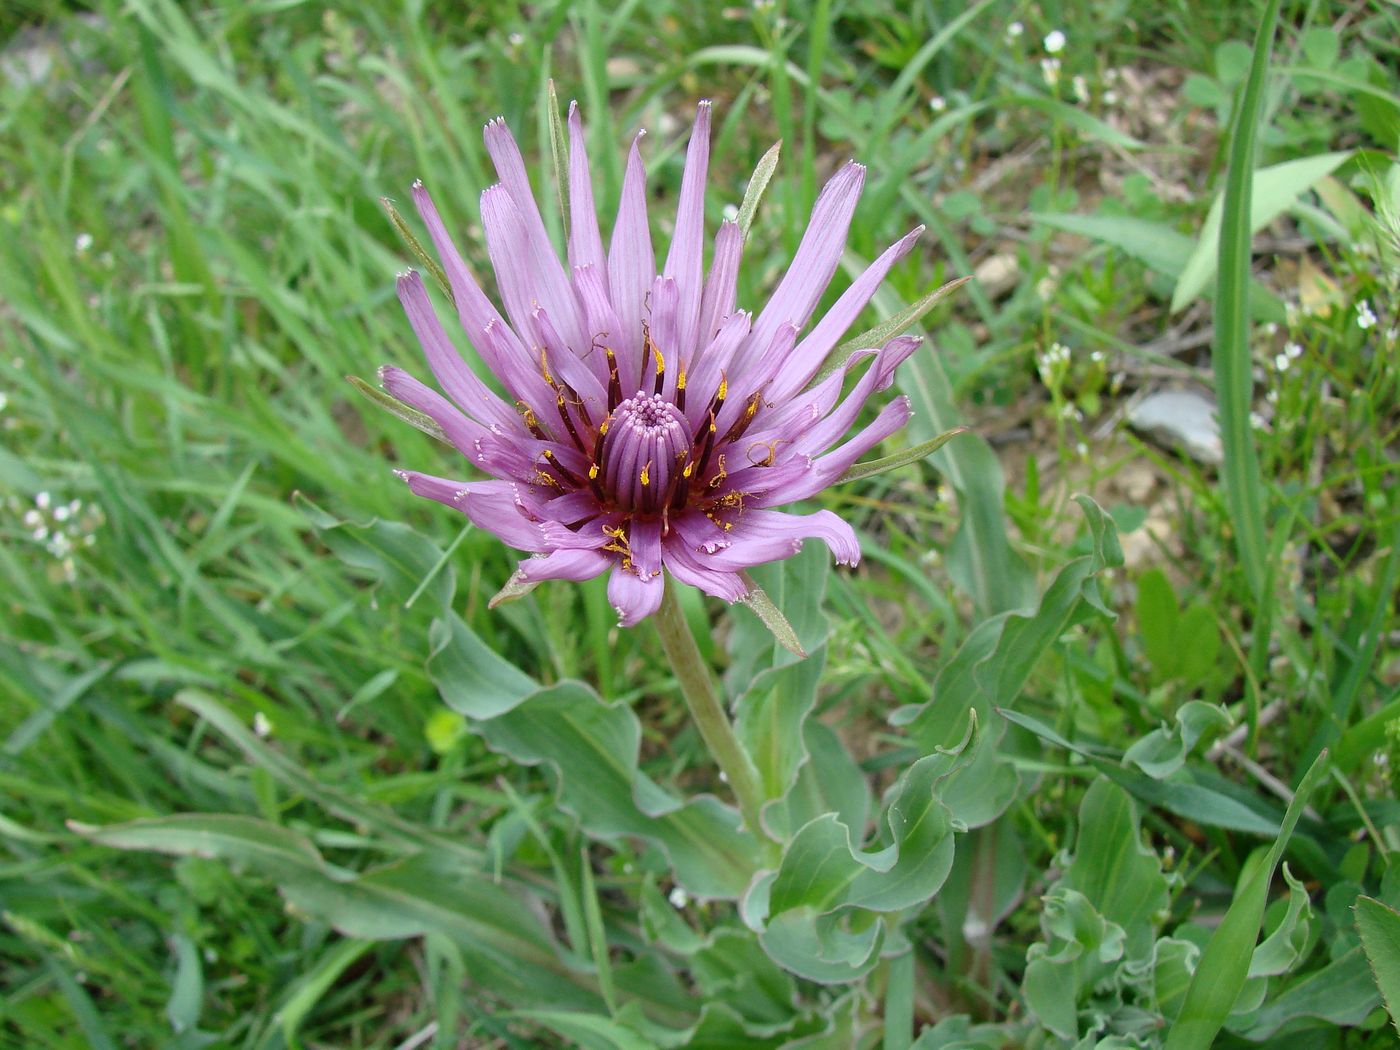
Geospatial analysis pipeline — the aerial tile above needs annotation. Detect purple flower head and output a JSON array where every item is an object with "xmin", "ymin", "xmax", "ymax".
[{"xmin": 387, "ymin": 101, "xmax": 924, "ymax": 626}]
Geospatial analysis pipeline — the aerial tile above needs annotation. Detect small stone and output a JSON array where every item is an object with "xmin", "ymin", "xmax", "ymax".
[{"xmin": 1127, "ymin": 388, "xmax": 1222, "ymax": 465}]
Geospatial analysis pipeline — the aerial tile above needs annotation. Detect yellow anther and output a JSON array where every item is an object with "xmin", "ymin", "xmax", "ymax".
[
  {"xmin": 640, "ymin": 461, "xmax": 652, "ymax": 486},
  {"xmin": 588, "ymin": 463, "xmax": 600, "ymax": 479}
]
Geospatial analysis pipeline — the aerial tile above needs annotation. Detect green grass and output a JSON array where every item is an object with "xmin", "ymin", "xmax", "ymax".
[{"xmin": 2, "ymin": 0, "xmax": 1399, "ymax": 1045}]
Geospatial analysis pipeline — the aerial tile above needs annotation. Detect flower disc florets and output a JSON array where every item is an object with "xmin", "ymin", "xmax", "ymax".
[{"xmin": 384, "ymin": 100, "xmax": 925, "ymax": 625}]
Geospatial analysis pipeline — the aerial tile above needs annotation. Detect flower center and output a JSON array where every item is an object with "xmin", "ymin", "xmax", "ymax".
[{"xmin": 598, "ymin": 392, "xmax": 690, "ymax": 513}]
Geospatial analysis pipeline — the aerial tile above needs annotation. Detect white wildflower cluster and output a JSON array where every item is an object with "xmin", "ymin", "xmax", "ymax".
[
  {"xmin": 1037, "ymin": 341, "xmax": 1072, "ymax": 387},
  {"xmin": 1273, "ymin": 342, "xmax": 1303, "ymax": 372},
  {"xmin": 1006, "ymin": 20, "xmax": 1024, "ymax": 41},
  {"xmin": 1043, "ymin": 29, "xmax": 1066, "ymax": 53},
  {"xmin": 1355, "ymin": 299, "xmax": 1377, "ymax": 330},
  {"xmin": 13, "ymin": 491, "xmax": 103, "ymax": 582},
  {"xmin": 1041, "ymin": 57, "xmax": 1061, "ymax": 88}
]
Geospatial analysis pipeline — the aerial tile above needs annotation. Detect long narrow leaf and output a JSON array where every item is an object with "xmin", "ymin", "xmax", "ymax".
[
  {"xmin": 1163, "ymin": 750, "xmax": 1330, "ymax": 1050},
  {"xmin": 1213, "ymin": 0, "xmax": 1280, "ymax": 601}
]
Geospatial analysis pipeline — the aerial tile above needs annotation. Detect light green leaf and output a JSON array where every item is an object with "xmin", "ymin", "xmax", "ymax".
[
  {"xmin": 737, "ymin": 141, "xmax": 782, "ymax": 240},
  {"xmin": 1171, "ymin": 151, "xmax": 1352, "ymax": 311},
  {"xmin": 1033, "ymin": 213, "xmax": 1193, "ymax": 276},
  {"xmin": 1355, "ymin": 895, "xmax": 1400, "ymax": 1035},
  {"xmin": 729, "ymin": 546, "xmax": 831, "ymax": 832}
]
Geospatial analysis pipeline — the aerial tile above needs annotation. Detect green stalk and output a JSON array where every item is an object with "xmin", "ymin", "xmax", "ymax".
[{"xmin": 654, "ymin": 579, "xmax": 771, "ymax": 847}]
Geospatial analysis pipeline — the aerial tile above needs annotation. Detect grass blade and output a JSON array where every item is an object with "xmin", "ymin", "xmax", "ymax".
[
  {"xmin": 1213, "ymin": 0, "xmax": 1280, "ymax": 602},
  {"xmin": 1164, "ymin": 750, "xmax": 1329, "ymax": 1050}
]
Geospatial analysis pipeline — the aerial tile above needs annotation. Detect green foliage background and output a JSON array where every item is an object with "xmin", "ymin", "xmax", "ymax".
[{"xmin": 2, "ymin": 0, "xmax": 1398, "ymax": 1046}]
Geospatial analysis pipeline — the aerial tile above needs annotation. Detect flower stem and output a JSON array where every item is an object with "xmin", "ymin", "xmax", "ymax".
[{"xmin": 654, "ymin": 578, "xmax": 771, "ymax": 847}]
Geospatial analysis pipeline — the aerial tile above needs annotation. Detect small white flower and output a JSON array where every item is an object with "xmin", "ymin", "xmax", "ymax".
[
  {"xmin": 1043, "ymin": 29, "xmax": 1066, "ymax": 54},
  {"xmin": 721, "ymin": 202, "xmax": 739, "ymax": 222},
  {"xmin": 1040, "ymin": 57, "xmax": 1061, "ymax": 88},
  {"xmin": 1285, "ymin": 342, "xmax": 1303, "ymax": 360},
  {"xmin": 1356, "ymin": 300, "xmax": 1377, "ymax": 330},
  {"xmin": 1102, "ymin": 89, "xmax": 1118, "ymax": 106},
  {"xmin": 1265, "ymin": 388, "xmax": 1279, "ymax": 404},
  {"xmin": 35, "ymin": 491, "xmax": 50, "ymax": 510},
  {"xmin": 1089, "ymin": 350, "xmax": 1104, "ymax": 363},
  {"xmin": 1072, "ymin": 75, "xmax": 1089, "ymax": 103},
  {"xmin": 1273, "ymin": 352, "xmax": 1290, "ymax": 372},
  {"xmin": 53, "ymin": 505, "xmax": 70, "ymax": 522},
  {"xmin": 49, "ymin": 533, "xmax": 72, "ymax": 557},
  {"xmin": 32, "ymin": 526, "xmax": 48, "ymax": 542},
  {"xmin": 1250, "ymin": 411, "xmax": 1267, "ymax": 431},
  {"xmin": 1076, "ymin": 442, "xmax": 1089, "ymax": 457},
  {"xmin": 74, "ymin": 233, "xmax": 93, "ymax": 254},
  {"xmin": 23, "ymin": 509, "xmax": 42, "ymax": 528},
  {"xmin": 1006, "ymin": 20, "xmax": 1024, "ymax": 39},
  {"xmin": 668, "ymin": 886, "xmax": 689, "ymax": 909},
  {"xmin": 507, "ymin": 31, "xmax": 524, "ymax": 48},
  {"xmin": 253, "ymin": 711, "xmax": 273, "ymax": 738},
  {"xmin": 929, "ymin": 95, "xmax": 946, "ymax": 113}
]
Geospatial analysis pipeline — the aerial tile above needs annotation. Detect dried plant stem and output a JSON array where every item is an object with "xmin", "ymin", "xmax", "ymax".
[{"xmin": 654, "ymin": 579, "xmax": 771, "ymax": 848}]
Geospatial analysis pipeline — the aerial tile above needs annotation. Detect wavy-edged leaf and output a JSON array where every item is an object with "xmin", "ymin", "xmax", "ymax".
[
  {"xmin": 893, "ymin": 495, "xmax": 1121, "ymax": 751},
  {"xmin": 1001, "ymin": 709, "xmax": 1281, "ymax": 837},
  {"xmin": 741, "ymin": 724, "xmax": 978, "ymax": 982},
  {"xmin": 428, "ymin": 612, "xmax": 758, "ymax": 899},
  {"xmin": 1123, "ymin": 701, "xmax": 1232, "ymax": 780},
  {"xmin": 299, "ymin": 493, "xmax": 455, "ymax": 611},
  {"xmin": 1355, "ymin": 895, "xmax": 1400, "ymax": 1035}
]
